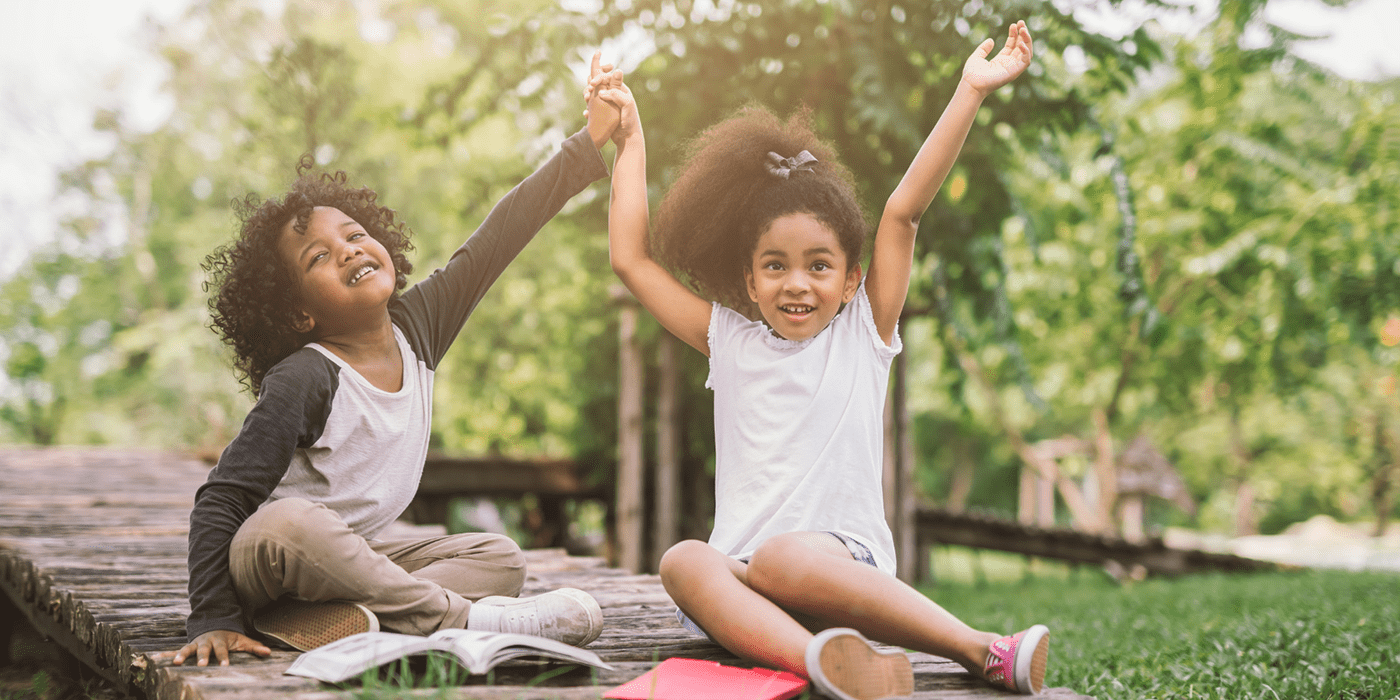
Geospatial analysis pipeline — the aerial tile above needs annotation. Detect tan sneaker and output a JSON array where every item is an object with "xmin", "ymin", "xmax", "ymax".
[
  {"xmin": 468, "ymin": 588, "xmax": 604, "ymax": 647},
  {"xmin": 804, "ymin": 627, "xmax": 913, "ymax": 700},
  {"xmin": 253, "ymin": 599, "xmax": 379, "ymax": 652}
]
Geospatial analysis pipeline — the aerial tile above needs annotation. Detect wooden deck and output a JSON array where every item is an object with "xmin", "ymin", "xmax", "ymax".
[{"xmin": 0, "ymin": 447, "xmax": 1091, "ymax": 699}]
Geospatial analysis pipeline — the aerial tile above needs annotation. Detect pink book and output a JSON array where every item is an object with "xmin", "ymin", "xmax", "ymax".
[{"xmin": 604, "ymin": 657, "xmax": 808, "ymax": 700}]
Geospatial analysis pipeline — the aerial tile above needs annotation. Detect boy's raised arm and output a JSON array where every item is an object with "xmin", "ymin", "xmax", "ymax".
[
  {"xmin": 601, "ymin": 74, "xmax": 714, "ymax": 355},
  {"xmin": 865, "ymin": 21, "xmax": 1033, "ymax": 343}
]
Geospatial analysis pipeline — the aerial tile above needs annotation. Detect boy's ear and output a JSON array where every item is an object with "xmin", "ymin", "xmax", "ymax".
[
  {"xmin": 842, "ymin": 262, "xmax": 863, "ymax": 303},
  {"xmin": 291, "ymin": 310, "xmax": 315, "ymax": 334}
]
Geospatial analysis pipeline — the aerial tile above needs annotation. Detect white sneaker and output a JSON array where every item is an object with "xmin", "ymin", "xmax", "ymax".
[
  {"xmin": 805, "ymin": 627, "xmax": 913, "ymax": 700},
  {"xmin": 468, "ymin": 588, "xmax": 604, "ymax": 647}
]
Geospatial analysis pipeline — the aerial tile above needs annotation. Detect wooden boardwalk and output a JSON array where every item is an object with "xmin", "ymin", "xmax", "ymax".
[{"xmin": 0, "ymin": 447, "xmax": 1090, "ymax": 699}]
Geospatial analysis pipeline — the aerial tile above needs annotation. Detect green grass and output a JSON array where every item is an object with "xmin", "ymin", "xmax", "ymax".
[
  {"xmin": 919, "ymin": 548, "xmax": 1400, "ymax": 700},
  {"xmin": 317, "ymin": 547, "xmax": 1400, "ymax": 700}
]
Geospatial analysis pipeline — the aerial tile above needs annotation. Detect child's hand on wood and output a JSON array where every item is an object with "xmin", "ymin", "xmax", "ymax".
[
  {"xmin": 585, "ymin": 51, "xmax": 623, "ymax": 149},
  {"xmin": 157, "ymin": 629, "xmax": 271, "ymax": 667},
  {"xmin": 961, "ymin": 20, "xmax": 1034, "ymax": 97}
]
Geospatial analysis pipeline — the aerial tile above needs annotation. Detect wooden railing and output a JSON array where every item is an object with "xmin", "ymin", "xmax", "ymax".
[{"xmin": 915, "ymin": 507, "xmax": 1276, "ymax": 580}]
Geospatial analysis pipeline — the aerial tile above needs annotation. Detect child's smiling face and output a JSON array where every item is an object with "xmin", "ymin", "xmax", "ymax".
[
  {"xmin": 745, "ymin": 212, "xmax": 862, "ymax": 342},
  {"xmin": 279, "ymin": 206, "xmax": 397, "ymax": 336}
]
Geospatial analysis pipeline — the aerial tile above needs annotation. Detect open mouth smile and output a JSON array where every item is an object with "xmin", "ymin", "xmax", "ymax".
[{"xmin": 348, "ymin": 262, "xmax": 378, "ymax": 285}]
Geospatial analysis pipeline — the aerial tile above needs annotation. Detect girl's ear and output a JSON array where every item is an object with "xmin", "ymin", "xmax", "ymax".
[
  {"xmin": 292, "ymin": 310, "xmax": 315, "ymax": 334},
  {"xmin": 842, "ymin": 262, "xmax": 863, "ymax": 303},
  {"xmin": 744, "ymin": 265, "xmax": 758, "ymax": 304}
]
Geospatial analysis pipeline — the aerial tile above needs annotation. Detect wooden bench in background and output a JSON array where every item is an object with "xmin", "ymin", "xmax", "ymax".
[{"xmin": 194, "ymin": 450, "xmax": 611, "ymax": 552}]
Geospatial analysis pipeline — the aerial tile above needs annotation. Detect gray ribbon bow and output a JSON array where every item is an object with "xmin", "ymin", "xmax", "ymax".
[{"xmin": 765, "ymin": 150, "xmax": 818, "ymax": 179}]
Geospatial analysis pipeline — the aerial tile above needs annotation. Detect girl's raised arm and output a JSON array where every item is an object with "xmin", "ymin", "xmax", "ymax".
[
  {"xmin": 865, "ymin": 21, "xmax": 1033, "ymax": 343},
  {"xmin": 600, "ymin": 76, "xmax": 715, "ymax": 355}
]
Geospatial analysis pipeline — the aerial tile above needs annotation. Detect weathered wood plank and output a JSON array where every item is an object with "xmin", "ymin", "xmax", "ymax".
[{"xmin": 1, "ymin": 448, "xmax": 1093, "ymax": 699}]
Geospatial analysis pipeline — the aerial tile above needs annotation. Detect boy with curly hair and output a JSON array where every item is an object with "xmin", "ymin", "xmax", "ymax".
[{"xmin": 163, "ymin": 57, "xmax": 622, "ymax": 667}]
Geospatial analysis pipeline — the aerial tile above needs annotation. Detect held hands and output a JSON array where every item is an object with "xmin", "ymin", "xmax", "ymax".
[
  {"xmin": 962, "ymin": 20, "xmax": 1034, "ymax": 98},
  {"xmin": 156, "ymin": 629, "xmax": 271, "ymax": 667},
  {"xmin": 583, "ymin": 53, "xmax": 639, "ymax": 146},
  {"xmin": 585, "ymin": 52, "xmax": 623, "ymax": 149}
]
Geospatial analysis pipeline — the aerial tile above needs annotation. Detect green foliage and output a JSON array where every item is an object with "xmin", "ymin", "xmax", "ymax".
[
  {"xmin": 923, "ymin": 563, "xmax": 1400, "ymax": 699},
  {"xmin": 947, "ymin": 1, "xmax": 1400, "ymax": 532},
  {"xmin": 2, "ymin": 0, "xmax": 1397, "ymax": 536}
]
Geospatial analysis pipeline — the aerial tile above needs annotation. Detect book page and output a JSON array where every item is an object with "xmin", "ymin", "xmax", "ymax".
[
  {"xmin": 428, "ymin": 629, "xmax": 613, "ymax": 673},
  {"xmin": 284, "ymin": 632, "xmax": 447, "ymax": 683}
]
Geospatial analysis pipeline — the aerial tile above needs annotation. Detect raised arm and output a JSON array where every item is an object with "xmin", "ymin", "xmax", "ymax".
[
  {"xmin": 598, "ymin": 74, "xmax": 714, "ymax": 355},
  {"xmin": 865, "ymin": 20, "xmax": 1033, "ymax": 343}
]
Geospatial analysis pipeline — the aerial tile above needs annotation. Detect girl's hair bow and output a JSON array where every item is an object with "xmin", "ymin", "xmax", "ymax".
[{"xmin": 765, "ymin": 150, "xmax": 818, "ymax": 179}]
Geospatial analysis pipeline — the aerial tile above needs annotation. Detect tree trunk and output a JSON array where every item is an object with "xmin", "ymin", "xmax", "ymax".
[
  {"xmin": 652, "ymin": 333, "xmax": 681, "ymax": 570},
  {"xmin": 946, "ymin": 438, "xmax": 974, "ymax": 513},
  {"xmin": 883, "ymin": 352, "xmax": 917, "ymax": 583},
  {"xmin": 1373, "ymin": 418, "xmax": 1398, "ymax": 538},
  {"xmin": 614, "ymin": 287, "xmax": 645, "ymax": 572},
  {"xmin": 1228, "ymin": 407, "xmax": 1257, "ymax": 537},
  {"xmin": 1233, "ymin": 480, "xmax": 1257, "ymax": 537}
]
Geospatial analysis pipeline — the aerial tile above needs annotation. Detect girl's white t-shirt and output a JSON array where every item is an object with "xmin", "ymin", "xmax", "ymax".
[{"xmin": 705, "ymin": 283, "xmax": 901, "ymax": 575}]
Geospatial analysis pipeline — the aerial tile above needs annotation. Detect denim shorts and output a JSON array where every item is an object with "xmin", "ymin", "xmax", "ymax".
[{"xmin": 674, "ymin": 531, "xmax": 878, "ymax": 641}]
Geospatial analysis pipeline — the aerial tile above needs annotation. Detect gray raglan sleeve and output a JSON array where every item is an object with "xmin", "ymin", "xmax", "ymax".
[
  {"xmin": 184, "ymin": 350, "xmax": 338, "ymax": 640},
  {"xmin": 392, "ymin": 127, "xmax": 609, "ymax": 368}
]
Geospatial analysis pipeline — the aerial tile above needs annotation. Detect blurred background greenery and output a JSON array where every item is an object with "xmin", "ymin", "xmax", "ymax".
[{"xmin": 2, "ymin": 0, "xmax": 1398, "ymax": 541}]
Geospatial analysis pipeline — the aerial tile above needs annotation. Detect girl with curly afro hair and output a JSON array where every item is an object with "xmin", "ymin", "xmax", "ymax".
[
  {"xmin": 597, "ymin": 22, "xmax": 1051, "ymax": 699},
  {"xmin": 168, "ymin": 56, "xmax": 623, "ymax": 669}
]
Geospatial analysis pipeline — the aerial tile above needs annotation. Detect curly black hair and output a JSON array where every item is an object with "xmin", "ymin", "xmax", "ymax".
[
  {"xmin": 651, "ymin": 105, "xmax": 868, "ymax": 316},
  {"xmin": 203, "ymin": 155, "xmax": 415, "ymax": 395}
]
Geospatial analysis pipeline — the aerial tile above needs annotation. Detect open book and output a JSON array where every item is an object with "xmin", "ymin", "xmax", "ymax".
[{"xmin": 284, "ymin": 629, "xmax": 613, "ymax": 683}]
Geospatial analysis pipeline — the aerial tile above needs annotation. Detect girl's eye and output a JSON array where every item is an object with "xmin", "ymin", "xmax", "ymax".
[
  {"xmin": 349, "ymin": 232, "xmax": 364, "ymax": 240},
  {"xmin": 811, "ymin": 262, "xmax": 830, "ymax": 271}
]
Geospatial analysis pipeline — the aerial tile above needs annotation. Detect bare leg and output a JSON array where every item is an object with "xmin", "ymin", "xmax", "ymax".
[
  {"xmin": 658, "ymin": 539, "xmax": 813, "ymax": 675},
  {"xmin": 745, "ymin": 531, "xmax": 999, "ymax": 674}
]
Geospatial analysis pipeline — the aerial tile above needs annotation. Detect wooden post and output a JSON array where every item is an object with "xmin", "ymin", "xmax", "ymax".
[
  {"xmin": 1091, "ymin": 409, "xmax": 1118, "ymax": 531},
  {"xmin": 1118, "ymin": 495, "xmax": 1146, "ymax": 543},
  {"xmin": 884, "ymin": 353, "xmax": 917, "ymax": 583},
  {"xmin": 1036, "ymin": 474, "xmax": 1056, "ymax": 528},
  {"xmin": 894, "ymin": 352, "xmax": 917, "ymax": 583},
  {"xmin": 884, "ymin": 388, "xmax": 898, "ymax": 534},
  {"xmin": 613, "ymin": 286, "xmax": 645, "ymax": 573},
  {"xmin": 1018, "ymin": 466, "xmax": 1037, "ymax": 525},
  {"xmin": 652, "ymin": 332, "xmax": 681, "ymax": 571}
]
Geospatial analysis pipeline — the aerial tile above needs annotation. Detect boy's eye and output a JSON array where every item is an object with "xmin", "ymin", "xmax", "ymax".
[
  {"xmin": 811, "ymin": 262, "xmax": 830, "ymax": 271},
  {"xmin": 764, "ymin": 261, "xmax": 784, "ymax": 271},
  {"xmin": 349, "ymin": 232, "xmax": 364, "ymax": 240}
]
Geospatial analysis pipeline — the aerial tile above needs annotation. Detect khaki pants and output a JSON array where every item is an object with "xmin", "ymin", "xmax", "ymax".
[{"xmin": 229, "ymin": 497, "xmax": 526, "ymax": 635}]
